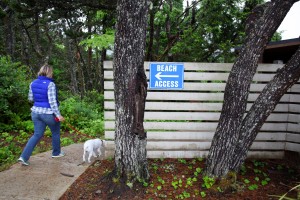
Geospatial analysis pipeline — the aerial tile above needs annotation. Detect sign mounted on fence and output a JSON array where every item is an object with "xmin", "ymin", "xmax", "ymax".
[{"xmin": 149, "ymin": 63, "xmax": 184, "ymax": 90}]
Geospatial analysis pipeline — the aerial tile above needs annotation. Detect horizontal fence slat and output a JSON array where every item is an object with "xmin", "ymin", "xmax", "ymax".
[
  {"xmin": 147, "ymin": 141, "xmax": 211, "ymax": 150},
  {"xmin": 289, "ymin": 104, "xmax": 300, "ymax": 113},
  {"xmin": 105, "ymin": 84, "xmax": 299, "ymax": 95},
  {"xmin": 105, "ymin": 111, "xmax": 288, "ymax": 122},
  {"xmin": 288, "ymin": 114, "xmax": 300, "ymax": 123},
  {"xmin": 104, "ymin": 145, "xmax": 284, "ymax": 159},
  {"xmin": 105, "ymin": 111, "xmax": 220, "ymax": 121},
  {"xmin": 105, "ymin": 150, "xmax": 284, "ymax": 159},
  {"xmin": 153, "ymin": 62, "xmax": 233, "ymax": 71},
  {"xmin": 110, "ymin": 112, "xmax": 288, "ymax": 122},
  {"xmin": 105, "ymin": 101, "xmax": 222, "ymax": 111},
  {"xmin": 289, "ymin": 94, "xmax": 300, "ymax": 103},
  {"xmin": 250, "ymin": 142, "xmax": 285, "ymax": 150},
  {"xmin": 287, "ymin": 123, "xmax": 300, "ymax": 132},
  {"xmin": 105, "ymin": 121, "xmax": 287, "ymax": 132},
  {"xmin": 105, "ymin": 101, "xmax": 289, "ymax": 112},
  {"xmin": 104, "ymin": 61, "xmax": 284, "ymax": 72},
  {"xmin": 147, "ymin": 151, "xmax": 209, "ymax": 159},
  {"xmin": 104, "ymin": 71, "xmax": 280, "ymax": 82},
  {"xmin": 104, "ymin": 141, "xmax": 284, "ymax": 151},
  {"xmin": 246, "ymin": 151, "xmax": 284, "ymax": 159},
  {"xmin": 104, "ymin": 91, "xmax": 291, "ymax": 102},
  {"xmin": 289, "ymin": 84, "xmax": 300, "ymax": 93},
  {"xmin": 103, "ymin": 140, "xmax": 284, "ymax": 158},
  {"xmin": 147, "ymin": 151, "xmax": 283, "ymax": 159},
  {"xmin": 286, "ymin": 133, "xmax": 300, "ymax": 143},
  {"xmin": 285, "ymin": 143, "xmax": 300, "ymax": 152},
  {"xmin": 105, "ymin": 81, "xmax": 270, "ymax": 92},
  {"xmin": 105, "ymin": 131, "xmax": 286, "ymax": 141}
]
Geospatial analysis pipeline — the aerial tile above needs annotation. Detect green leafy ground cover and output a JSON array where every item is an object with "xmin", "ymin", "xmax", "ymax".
[{"xmin": 61, "ymin": 155, "xmax": 300, "ymax": 200}]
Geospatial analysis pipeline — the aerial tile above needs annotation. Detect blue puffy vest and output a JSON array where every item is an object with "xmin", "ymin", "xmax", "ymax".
[{"xmin": 31, "ymin": 76, "xmax": 57, "ymax": 108}]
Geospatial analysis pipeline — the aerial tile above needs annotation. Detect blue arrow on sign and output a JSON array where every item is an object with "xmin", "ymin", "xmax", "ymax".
[{"xmin": 149, "ymin": 63, "xmax": 184, "ymax": 90}]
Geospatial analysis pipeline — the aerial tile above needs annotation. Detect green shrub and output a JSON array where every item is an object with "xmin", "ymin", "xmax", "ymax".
[
  {"xmin": 0, "ymin": 143, "xmax": 22, "ymax": 167},
  {"xmin": 59, "ymin": 92, "xmax": 104, "ymax": 137},
  {"xmin": 84, "ymin": 90, "xmax": 104, "ymax": 113},
  {"xmin": 82, "ymin": 119, "xmax": 104, "ymax": 138},
  {"xmin": 0, "ymin": 56, "xmax": 31, "ymax": 132},
  {"xmin": 18, "ymin": 120, "xmax": 34, "ymax": 133},
  {"xmin": 60, "ymin": 137, "xmax": 74, "ymax": 146}
]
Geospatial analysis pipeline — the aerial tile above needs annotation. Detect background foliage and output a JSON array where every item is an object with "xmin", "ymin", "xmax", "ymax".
[
  {"xmin": 0, "ymin": 0, "xmax": 284, "ymax": 169},
  {"xmin": 0, "ymin": 56, "xmax": 31, "ymax": 132}
]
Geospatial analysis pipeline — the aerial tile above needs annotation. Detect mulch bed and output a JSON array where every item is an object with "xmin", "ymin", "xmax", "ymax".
[{"xmin": 60, "ymin": 151, "xmax": 300, "ymax": 200}]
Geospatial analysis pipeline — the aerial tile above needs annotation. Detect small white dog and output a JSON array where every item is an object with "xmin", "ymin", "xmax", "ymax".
[{"xmin": 83, "ymin": 139, "xmax": 105, "ymax": 163}]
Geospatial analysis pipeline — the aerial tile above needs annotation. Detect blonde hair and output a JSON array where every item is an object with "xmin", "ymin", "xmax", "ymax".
[{"xmin": 38, "ymin": 65, "xmax": 53, "ymax": 78}]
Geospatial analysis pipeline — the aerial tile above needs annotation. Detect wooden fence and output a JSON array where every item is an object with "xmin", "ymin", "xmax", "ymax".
[{"xmin": 104, "ymin": 61, "xmax": 300, "ymax": 159}]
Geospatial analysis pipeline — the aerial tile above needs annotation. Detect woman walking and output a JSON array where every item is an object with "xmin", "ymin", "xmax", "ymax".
[{"xmin": 18, "ymin": 65, "xmax": 65, "ymax": 166}]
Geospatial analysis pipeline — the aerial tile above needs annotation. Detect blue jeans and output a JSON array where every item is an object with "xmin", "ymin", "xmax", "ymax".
[{"xmin": 20, "ymin": 112, "xmax": 61, "ymax": 161}]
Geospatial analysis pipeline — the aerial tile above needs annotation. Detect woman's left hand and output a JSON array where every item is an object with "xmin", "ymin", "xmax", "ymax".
[{"xmin": 58, "ymin": 116, "xmax": 65, "ymax": 122}]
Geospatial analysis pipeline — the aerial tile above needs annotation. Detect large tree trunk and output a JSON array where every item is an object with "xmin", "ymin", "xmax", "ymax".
[
  {"xmin": 113, "ymin": 0, "xmax": 149, "ymax": 183},
  {"xmin": 205, "ymin": 0, "xmax": 298, "ymax": 178}
]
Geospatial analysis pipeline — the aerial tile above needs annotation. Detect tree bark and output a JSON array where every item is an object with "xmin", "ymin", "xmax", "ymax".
[
  {"xmin": 113, "ymin": 0, "xmax": 149, "ymax": 183},
  {"xmin": 205, "ymin": 0, "xmax": 298, "ymax": 178}
]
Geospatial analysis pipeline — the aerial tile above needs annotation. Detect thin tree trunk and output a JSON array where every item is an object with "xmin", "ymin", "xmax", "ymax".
[
  {"xmin": 66, "ymin": 37, "xmax": 78, "ymax": 94},
  {"xmin": 205, "ymin": 0, "xmax": 298, "ymax": 178},
  {"xmin": 146, "ymin": 2, "xmax": 155, "ymax": 61},
  {"xmin": 76, "ymin": 49, "xmax": 86, "ymax": 98},
  {"xmin": 4, "ymin": 12, "xmax": 15, "ymax": 60},
  {"xmin": 87, "ymin": 15, "xmax": 93, "ymax": 90},
  {"xmin": 20, "ymin": 27, "xmax": 30, "ymax": 67},
  {"xmin": 113, "ymin": 0, "xmax": 149, "ymax": 182},
  {"xmin": 99, "ymin": 48, "xmax": 106, "ymax": 93}
]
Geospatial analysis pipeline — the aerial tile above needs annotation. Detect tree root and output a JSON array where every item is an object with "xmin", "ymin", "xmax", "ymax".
[{"xmin": 210, "ymin": 171, "xmax": 240, "ymax": 193}]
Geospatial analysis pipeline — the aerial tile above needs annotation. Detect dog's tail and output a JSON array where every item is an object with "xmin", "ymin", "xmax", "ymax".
[{"xmin": 101, "ymin": 139, "xmax": 105, "ymax": 146}]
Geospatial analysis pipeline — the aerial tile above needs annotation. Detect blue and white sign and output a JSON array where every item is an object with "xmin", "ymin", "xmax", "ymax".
[{"xmin": 149, "ymin": 63, "xmax": 184, "ymax": 90}]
